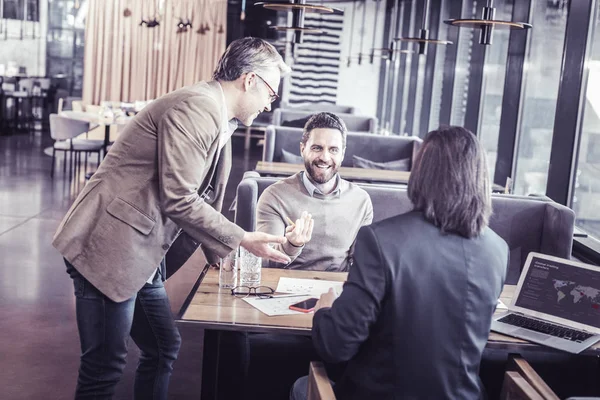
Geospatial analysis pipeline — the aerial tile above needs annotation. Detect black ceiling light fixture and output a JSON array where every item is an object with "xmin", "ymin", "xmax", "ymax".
[
  {"xmin": 444, "ymin": 0, "xmax": 531, "ymax": 45},
  {"xmin": 395, "ymin": 0, "xmax": 452, "ymax": 55},
  {"xmin": 255, "ymin": 0, "xmax": 343, "ymax": 44},
  {"xmin": 371, "ymin": 42, "xmax": 414, "ymax": 62},
  {"xmin": 147, "ymin": 18, "xmax": 161, "ymax": 28},
  {"xmin": 368, "ymin": 0, "xmax": 413, "ymax": 64}
]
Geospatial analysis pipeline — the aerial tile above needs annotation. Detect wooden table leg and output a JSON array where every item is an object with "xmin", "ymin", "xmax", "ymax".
[
  {"xmin": 201, "ymin": 330, "xmax": 218, "ymax": 400},
  {"xmin": 200, "ymin": 330, "xmax": 250, "ymax": 399}
]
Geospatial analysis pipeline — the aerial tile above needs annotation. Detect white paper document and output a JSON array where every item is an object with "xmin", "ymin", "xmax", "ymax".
[
  {"xmin": 242, "ymin": 277, "xmax": 345, "ymax": 316},
  {"xmin": 242, "ymin": 295, "xmax": 313, "ymax": 316},
  {"xmin": 275, "ymin": 277, "xmax": 344, "ymax": 297}
]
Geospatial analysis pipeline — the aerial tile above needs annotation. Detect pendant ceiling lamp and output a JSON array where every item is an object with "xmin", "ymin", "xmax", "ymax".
[
  {"xmin": 394, "ymin": 0, "xmax": 452, "ymax": 55},
  {"xmin": 370, "ymin": 42, "xmax": 413, "ymax": 63},
  {"xmin": 444, "ymin": 0, "xmax": 531, "ymax": 45},
  {"xmin": 255, "ymin": 0, "xmax": 343, "ymax": 44}
]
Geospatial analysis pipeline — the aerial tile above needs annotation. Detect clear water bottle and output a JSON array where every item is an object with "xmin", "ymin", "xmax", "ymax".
[{"xmin": 238, "ymin": 246, "xmax": 261, "ymax": 287}]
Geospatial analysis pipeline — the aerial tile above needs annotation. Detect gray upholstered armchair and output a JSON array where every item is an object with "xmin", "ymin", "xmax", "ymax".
[
  {"xmin": 262, "ymin": 126, "xmax": 422, "ymax": 170},
  {"xmin": 272, "ymin": 108, "xmax": 377, "ymax": 133},
  {"xmin": 235, "ymin": 174, "xmax": 575, "ymax": 284}
]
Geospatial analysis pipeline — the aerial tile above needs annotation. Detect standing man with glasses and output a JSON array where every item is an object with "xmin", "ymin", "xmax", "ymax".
[{"xmin": 53, "ymin": 37, "xmax": 291, "ymax": 400}]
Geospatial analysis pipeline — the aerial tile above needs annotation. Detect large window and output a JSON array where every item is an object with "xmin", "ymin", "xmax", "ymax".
[
  {"xmin": 397, "ymin": 0, "xmax": 417, "ymax": 136},
  {"xmin": 46, "ymin": 0, "xmax": 86, "ymax": 96},
  {"xmin": 513, "ymin": 0, "xmax": 569, "ymax": 196},
  {"xmin": 573, "ymin": 2, "xmax": 600, "ymax": 239},
  {"xmin": 478, "ymin": 0, "xmax": 512, "ymax": 180},
  {"xmin": 1, "ymin": 0, "xmax": 38, "ymax": 21}
]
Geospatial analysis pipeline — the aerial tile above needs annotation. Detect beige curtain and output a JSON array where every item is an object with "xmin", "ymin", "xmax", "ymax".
[{"xmin": 82, "ymin": 0, "xmax": 227, "ymax": 104}]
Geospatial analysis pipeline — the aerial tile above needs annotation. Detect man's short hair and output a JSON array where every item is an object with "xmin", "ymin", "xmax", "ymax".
[
  {"xmin": 407, "ymin": 125, "xmax": 491, "ymax": 239},
  {"xmin": 301, "ymin": 112, "xmax": 348, "ymax": 148},
  {"xmin": 213, "ymin": 37, "xmax": 291, "ymax": 81}
]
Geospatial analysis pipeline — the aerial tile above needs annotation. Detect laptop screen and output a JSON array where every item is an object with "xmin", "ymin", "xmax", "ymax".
[{"xmin": 514, "ymin": 255, "xmax": 600, "ymax": 329}]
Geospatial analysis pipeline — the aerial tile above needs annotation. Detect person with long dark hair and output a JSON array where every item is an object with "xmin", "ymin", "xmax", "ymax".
[{"xmin": 291, "ymin": 126, "xmax": 509, "ymax": 399}]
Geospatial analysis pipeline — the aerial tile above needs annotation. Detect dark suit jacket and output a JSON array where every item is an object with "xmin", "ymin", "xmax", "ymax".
[{"xmin": 312, "ymin": 211, "xmax": 508, "ymax": 400}]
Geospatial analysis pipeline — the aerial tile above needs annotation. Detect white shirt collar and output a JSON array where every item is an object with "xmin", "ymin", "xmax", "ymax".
[{"xmin": 216, "ymin": 82, "xmax": 237, "ymax": 150}]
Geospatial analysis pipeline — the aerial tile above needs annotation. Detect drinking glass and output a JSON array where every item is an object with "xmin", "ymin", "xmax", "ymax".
[{"xmin": 219, "ymin": 251, "xmax": 237, "ymax": 289}]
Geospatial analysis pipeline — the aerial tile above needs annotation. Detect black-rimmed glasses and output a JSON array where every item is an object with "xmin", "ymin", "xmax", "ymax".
[
  {"xmin": 255, "ymin": 73, "xmax": 279, "ymax": 104},
  {"xmin": 231, "ymin": 285, "xmax": 275, "ymax": 298}
]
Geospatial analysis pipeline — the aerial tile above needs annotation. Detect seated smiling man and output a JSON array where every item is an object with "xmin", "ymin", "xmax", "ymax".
[{"xmin": 257, "ymin": 111, "xmax": 373, "ymax": 271}]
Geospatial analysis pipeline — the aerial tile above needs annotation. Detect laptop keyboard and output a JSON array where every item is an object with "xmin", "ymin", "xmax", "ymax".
[{"xmin": 498, "ymin": 314, "xmax": 594, "ymax": 343}]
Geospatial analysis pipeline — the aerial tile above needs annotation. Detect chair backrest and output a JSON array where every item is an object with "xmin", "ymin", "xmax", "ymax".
[
  {"xmin": 54, "ymin": 89, "xmax": 69, "ymax": 113},
  {"xmin": 61, "ymin": 96, "xmax": 82, "ymax": 111},
  {"xmin": 1, "ymin": 76, "xmax": 16, "ymax": 92},
  {"xmin": 49, "ymin": 113, "xmax": 91, "ymax": 141},
  {"xmin": 280, "ymin": 101, "xmax": 357, "ymax": 114},
  {"xmin": 72, "ymin": 100, "xmax": 84, "ymax": 112},
  {"xmin": 263, "ymin": 126, "xmax": 422, "ymax": 169},
  {"xmin": 272, "ymin": 108, "xmax": 377, "ymax": 133},
  {"xmin": 507, "ymin": 356, "xmax": 560, "ymax": 400},
  {"xmin": 235, "ymin": 175, "xmax": 575, "ymax": 284},
  {"xmin": 501, "ymin": 371, "xmax": 545, "ymax": 400},
  {"xmin": 307, "ymin": 362, "xmax": 336, "ymax": 400}
]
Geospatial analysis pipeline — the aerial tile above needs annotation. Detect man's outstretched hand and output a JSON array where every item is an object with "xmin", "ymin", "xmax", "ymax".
[
  {"xmin": 285, "ymin": 211, "xmax": 314, "ymax": 247},
  {"xmin": 240, "ymin": 231, "xmax": 291, "ymax": 264}
]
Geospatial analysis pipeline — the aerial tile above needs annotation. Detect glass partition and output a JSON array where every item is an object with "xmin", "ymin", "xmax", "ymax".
[
  {"xmin": 573, "ymin": 2, "xmax": 600, "ymax": 239},
  {"xmin": 513, "ymin": 0, "xmax": 569, "ymax": 196},
  {"xmin": 477, "ymin": 0, "xmax": 512, "ymax": 180}
]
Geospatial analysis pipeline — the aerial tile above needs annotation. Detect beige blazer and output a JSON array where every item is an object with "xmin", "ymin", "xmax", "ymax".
[{"xmin": 53, "ymin": 81, "xmax": 245, "ymax": 302}]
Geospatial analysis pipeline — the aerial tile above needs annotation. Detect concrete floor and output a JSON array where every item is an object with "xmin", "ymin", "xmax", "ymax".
[{"xmin": 0, "ymin": 132, "xmax": 260, "ymax": 400}]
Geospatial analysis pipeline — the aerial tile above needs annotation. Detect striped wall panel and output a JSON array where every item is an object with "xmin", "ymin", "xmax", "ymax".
[{"xmin": 288, "ymin": 13, "xmax": 344, "ymax": 105}]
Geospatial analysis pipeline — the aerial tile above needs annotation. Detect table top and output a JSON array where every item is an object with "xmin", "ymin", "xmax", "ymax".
[
  {"xmin": 60, "ymin": 110, "xmax": 132, "ymax": 126},
  {"xmin": 181, "ymin": 268, "xmax": 345, "ymax": 334},
  {"xmin": 180, "ymin": 268, "xmax": 600, "ymax": 353},
  {"xmin": 256, "ymin": 161, "xmax": 410, "ymax": 184}
]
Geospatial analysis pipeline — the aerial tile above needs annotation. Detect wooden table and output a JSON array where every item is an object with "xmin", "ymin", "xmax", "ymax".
[
  {"xmin": 178, "ymin": 268, "xmax": 600, "ymax": 398},
  {"xmin": 179, "ymin": 268, "xmax": 347, "ymax": 398},
  {"xmin": 180, "ymin": 267, "xmax": 346, "ymax": 334},
  {"xmin": 179, "ymin": 268, "xmax": 600, "ymax": 353},
  {"xmin": 256, "ymin": 161, "xmax": 411, "ymax": 184}
]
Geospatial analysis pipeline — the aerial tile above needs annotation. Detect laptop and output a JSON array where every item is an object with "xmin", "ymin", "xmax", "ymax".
[{"xmin": 491, "ymin": 252, "xmax": 600, "ymax": 354}]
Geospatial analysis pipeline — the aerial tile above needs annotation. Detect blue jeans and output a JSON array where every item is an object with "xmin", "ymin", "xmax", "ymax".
[
  {"xmin": 65, "ymin": 259, "xmax": 181, "ymax": 400},
  {"xmin": 290, "ymin": 376, "xmax": 309, "ymax": 400},
  {"xmin": 290, "ymin": 375, "xmax": 335, "ymax": 400}
]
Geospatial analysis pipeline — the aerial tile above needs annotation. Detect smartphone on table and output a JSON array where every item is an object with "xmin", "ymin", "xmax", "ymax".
[{"xmin": 289, "ymin": 298, "xmax": 319, "ymax": 313}]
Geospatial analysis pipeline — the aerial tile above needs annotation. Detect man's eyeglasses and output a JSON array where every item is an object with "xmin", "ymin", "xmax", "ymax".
[
  {"xmin": 231, "ymin": 285, "xmax": 275, "ymax": 298},
  {"xmin": 255, "ymin": 73, "xmax": 279, "ymax": 104}
]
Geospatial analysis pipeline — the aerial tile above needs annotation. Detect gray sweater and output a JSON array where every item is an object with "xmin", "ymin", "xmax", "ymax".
[{"xmin": 256, "ymin": 172, "xmax": 373, "ymax": 271}]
